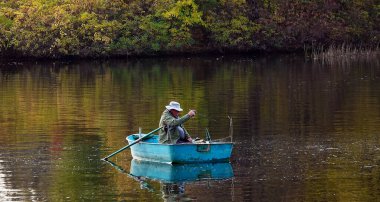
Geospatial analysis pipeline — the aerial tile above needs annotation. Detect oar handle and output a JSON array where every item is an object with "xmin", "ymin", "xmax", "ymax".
[{"xmin": 102, "ymin": 126, "xmax": 163, "ymax": 161}]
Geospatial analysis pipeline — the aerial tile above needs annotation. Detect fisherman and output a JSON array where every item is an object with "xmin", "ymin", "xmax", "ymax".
[{"xmin": 158, "ymin": 101, "xmax": 196, "ymax": 144}]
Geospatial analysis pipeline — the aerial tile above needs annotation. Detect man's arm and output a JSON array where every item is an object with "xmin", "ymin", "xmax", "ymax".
[{"xmin": 165, "ymin": 114, "xmax": 191, "ymax": 127}]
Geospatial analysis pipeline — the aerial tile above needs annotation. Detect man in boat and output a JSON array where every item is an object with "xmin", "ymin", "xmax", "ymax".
[{"xmin": 159, "ymin": 101, "xmax": 196, "ymax": 144}]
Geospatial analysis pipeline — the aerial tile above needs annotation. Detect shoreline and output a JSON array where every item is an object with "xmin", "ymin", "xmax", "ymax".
[{"xmin": 1, "ymin": 46, "xmax": 379, "ymax": 62}]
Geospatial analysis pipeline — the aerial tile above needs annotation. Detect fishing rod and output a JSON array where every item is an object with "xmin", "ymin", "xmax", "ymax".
[{"xmin": 189, "ymin": 109, "xmax": 233, "ymax": 143}]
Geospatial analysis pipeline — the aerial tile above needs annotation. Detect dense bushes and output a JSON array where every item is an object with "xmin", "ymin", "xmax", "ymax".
[{"xmin": 0, "ymin": 0, "xmax": 378, "ymax": 58}]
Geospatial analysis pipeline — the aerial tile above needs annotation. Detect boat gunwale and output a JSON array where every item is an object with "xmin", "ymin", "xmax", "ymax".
[{"xmin": 126, "ymin": 134, "xmax": 234, "ymax": 146}]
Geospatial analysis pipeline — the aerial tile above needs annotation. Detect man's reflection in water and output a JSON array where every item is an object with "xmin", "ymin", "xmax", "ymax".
[{"xmin": 161, "ymin": 182, "xmax": 193, "ymax": 201}]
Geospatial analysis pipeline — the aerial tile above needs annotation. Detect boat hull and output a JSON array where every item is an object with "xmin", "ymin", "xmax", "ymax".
[
  {"xmin": 126, "ymin": 134, "xmax": 233, "ymax": 164},
  {"xmin": 130, "ymin": 159, "xmax": 233, "ymax": 182}
]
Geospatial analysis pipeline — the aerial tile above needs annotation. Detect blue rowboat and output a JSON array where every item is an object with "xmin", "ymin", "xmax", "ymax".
[
  {"xmin": 126, "ymin": 134, "xmax": 233, "ymax": 164},
  {"xmin": 130, "ymin": 159, "xmax": 233, "ymax": 183}
]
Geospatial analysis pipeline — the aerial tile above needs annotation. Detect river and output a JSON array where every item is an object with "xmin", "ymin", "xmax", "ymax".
[{"xmin": 0, "ymin": 55, "xmax": 379, "ymax": 201}]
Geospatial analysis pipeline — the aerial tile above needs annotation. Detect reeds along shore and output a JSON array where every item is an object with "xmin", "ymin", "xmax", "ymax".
[{"xmin": 305, "ymin": 44, "xmax": 380, "ymax": 65}]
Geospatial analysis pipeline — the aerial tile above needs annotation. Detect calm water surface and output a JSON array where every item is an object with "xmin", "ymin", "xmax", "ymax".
[{"xmin": 0, "ymin": 56, "xmax": 380, "ymax": 201}]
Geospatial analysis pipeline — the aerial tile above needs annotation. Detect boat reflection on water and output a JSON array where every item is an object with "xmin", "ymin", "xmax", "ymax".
[
  {"xmin": 104, "ymin": 159, "xmax": 234, "ymax": 201},
  {"xmin": 130, "ymin": 159, "xmax": 234, "ymax": 201}
]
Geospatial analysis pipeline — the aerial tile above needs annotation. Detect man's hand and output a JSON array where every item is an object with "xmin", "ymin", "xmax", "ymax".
[{"xmin": 188, "ymin": 109, "xmax": 196, "ymax": 117}]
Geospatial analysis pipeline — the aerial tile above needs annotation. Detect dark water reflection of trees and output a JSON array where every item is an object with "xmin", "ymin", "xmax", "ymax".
[{"xmin": 0, "ymin": 55, "xmax": 379, "ymax": 201}]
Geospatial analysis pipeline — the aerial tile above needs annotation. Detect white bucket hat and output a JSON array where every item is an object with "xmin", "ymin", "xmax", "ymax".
[{"xmin": 165, "ymin": 101, "xmax": 183, "ymax": 111}]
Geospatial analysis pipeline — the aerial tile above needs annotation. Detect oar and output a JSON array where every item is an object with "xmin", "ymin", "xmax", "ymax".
[{"xmin": 102, "ymin": 126, "xmax": 163, "ymax": 161}]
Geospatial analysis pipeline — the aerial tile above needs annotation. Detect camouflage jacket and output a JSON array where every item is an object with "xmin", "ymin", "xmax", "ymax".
[{"xmin": 158, "ymin": 109, "xmax": 191, "ymax": 144}]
